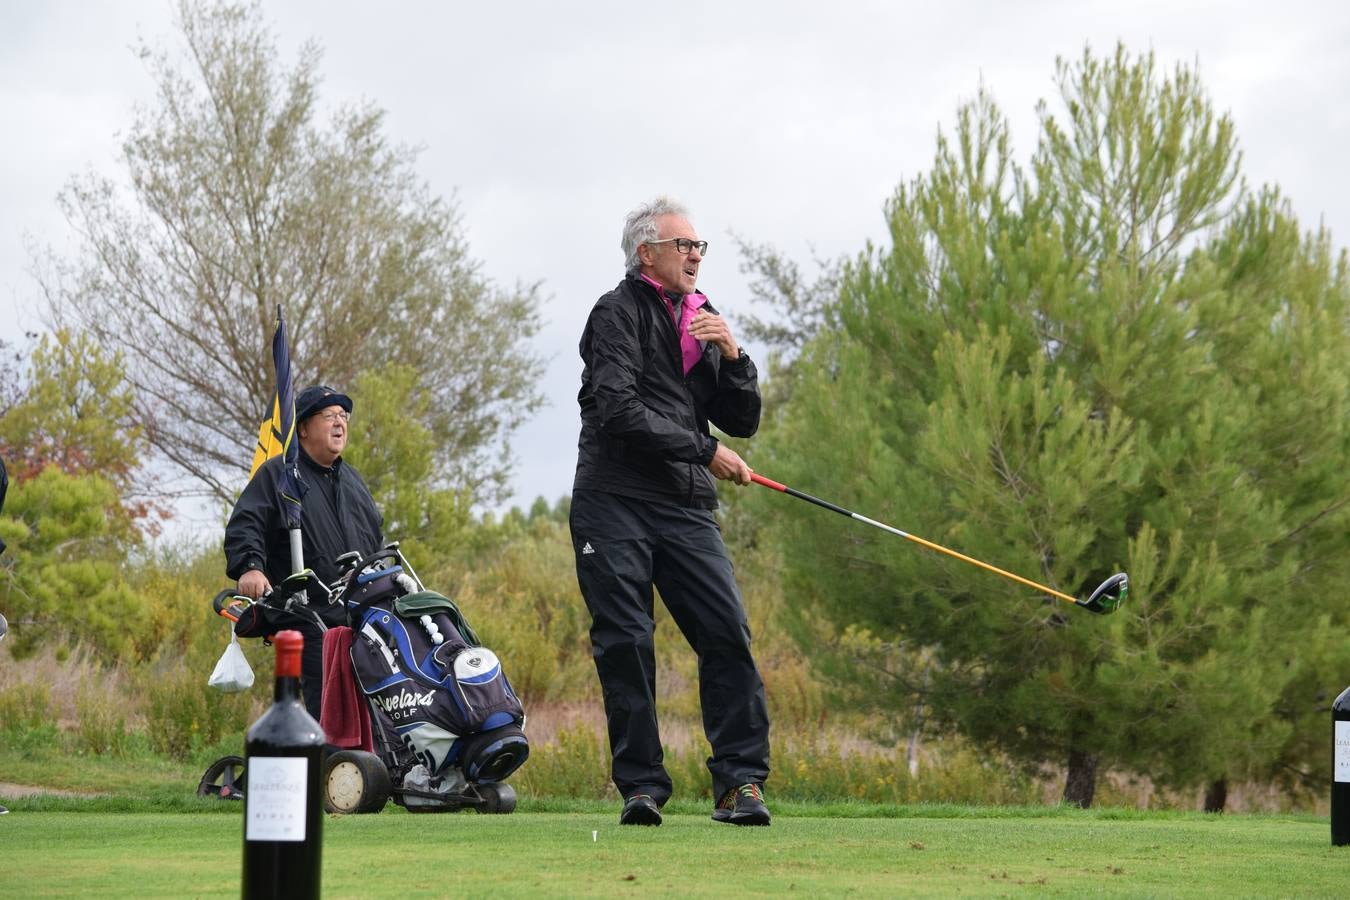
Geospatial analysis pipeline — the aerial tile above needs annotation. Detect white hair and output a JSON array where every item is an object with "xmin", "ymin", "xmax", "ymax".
[{"xmin": 621, "ymin": 196, "xmax": 689, "ymax": 274}]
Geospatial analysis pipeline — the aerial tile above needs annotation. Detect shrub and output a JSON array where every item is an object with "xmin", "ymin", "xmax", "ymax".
[
  {"xmin": 128, "ymin": 540, "xmax": 231, "ymax": 662},
  {"xmin": 760, "ymin": 650, "xmax": 827, "ymax": 733},
  {"xmin": 0, "ymin": 678, "xmax": 52, "ymax": 731},
  {"xmin": 138, "ymin": 656, "xmax": 256, "ymax": 760},
  {"xmin": 75, "ymin": 683, "xmax": 132, "ymax": 757},
  {"xmin": 513, "ymin": 723, "xmax": 615, "ymax": 800},
  {"xmin": 450, "ymin": 521, "xmax": 595, "ymax": 705}
]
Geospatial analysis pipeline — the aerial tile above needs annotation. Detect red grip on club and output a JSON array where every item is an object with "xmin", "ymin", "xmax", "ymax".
[{"xmin": 750, "ymin": 473, "xmax": 787, "ymax": 492}]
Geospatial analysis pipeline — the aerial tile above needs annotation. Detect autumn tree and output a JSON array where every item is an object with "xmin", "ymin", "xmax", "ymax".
[
  {"xmin": 0, "ymin": 331, "xmax": 148, "ymax": 658},
  {"xmin": 0, "ymin": 330, "xmax": 143, "ymax": 486},
  {"xmin": 42, "ymin": 0, "xmax": 544, "ymax": 505}
]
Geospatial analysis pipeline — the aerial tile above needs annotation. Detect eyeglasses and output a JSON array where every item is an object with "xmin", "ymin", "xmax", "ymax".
[
  {"xmin": 646, "ymin": 237, "xmax": 708, "ymax": 256},
  {"xmin": 315, "ymin": 410, "xmax": 350, "ymax": 424}
]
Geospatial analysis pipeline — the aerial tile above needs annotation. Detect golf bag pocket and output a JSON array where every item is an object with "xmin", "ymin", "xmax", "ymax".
[
  {"xmin": 342, "ymin": 563, "xmax": 414, "ymax": 614},
  {"xmin": 350, "ymin": 608, "xmax": 524, "ymax": 776},
  {"xmin": 443, "ymin": 645, "xmax": 523, "ymax": 733}
]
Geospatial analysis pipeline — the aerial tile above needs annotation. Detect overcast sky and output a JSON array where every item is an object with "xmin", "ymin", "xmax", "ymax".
[{"xmin": 3, "ymin": 0, "xmax": 1348, "ymax": 543}]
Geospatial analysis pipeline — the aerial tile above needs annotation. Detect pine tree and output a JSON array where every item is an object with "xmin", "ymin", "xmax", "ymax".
[{"xmin": 750, "ymin": 45, "xmax": 1350, "ymax": 806}]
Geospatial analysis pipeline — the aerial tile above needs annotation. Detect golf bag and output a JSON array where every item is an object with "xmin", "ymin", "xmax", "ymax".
[{"xmin": 341, "ymin": 553, "xmax": 529, "ymax": 785}]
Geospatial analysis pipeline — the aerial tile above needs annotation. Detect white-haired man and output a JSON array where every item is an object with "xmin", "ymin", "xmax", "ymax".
[{"xmin": 570, "ymin": 197, "xmax": 771, "ymax": 827}]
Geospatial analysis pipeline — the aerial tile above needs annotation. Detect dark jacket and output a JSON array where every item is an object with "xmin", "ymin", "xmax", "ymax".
[
  {"xmin": 573, "ymin": 274, "xmax": 761, "ymax": 509},
  {"xmin": 224, "ymin": 448, "xmax": 384, "ymax": 625},
  {"xmin": 0, "ymin": 456, "xmax": 7, "ymax": 554}
]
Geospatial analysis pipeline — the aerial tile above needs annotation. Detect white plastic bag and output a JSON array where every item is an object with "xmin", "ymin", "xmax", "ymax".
[{"xmin": 208, "ymin": 632, "xmax": 255, "ymax": 692}]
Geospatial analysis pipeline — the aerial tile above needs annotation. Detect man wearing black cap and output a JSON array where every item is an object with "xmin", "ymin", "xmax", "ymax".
[{"xmin": 224, "ymin": 385, "xmax": 384, "ymax": 719}]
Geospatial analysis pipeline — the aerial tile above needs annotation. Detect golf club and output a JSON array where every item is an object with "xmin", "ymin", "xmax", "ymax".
[{"xmin": 749, "ymin": 473, "xmax": 1127, "ymax": 615}]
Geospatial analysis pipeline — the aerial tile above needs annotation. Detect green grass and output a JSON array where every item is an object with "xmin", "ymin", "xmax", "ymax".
[
  {"xmin": 2, "ymin": 735, "xmax": 1344, "ymax": 895},
  {"xmin": 0, "ymin": 806, "xmax": 1343, "ymax": 897}
]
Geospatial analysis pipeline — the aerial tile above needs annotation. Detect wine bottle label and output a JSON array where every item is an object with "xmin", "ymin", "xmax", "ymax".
[
  {"xmin": 1337, "ymin": 722, "xmax": 1350, "ymax": 784},
  {"xmin": 246, "ymin": 756, "xmax": 310, "ymax": 841}
]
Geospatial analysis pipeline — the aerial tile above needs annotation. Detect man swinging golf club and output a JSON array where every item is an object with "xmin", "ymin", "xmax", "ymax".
[{"xmin": 570, "ymin": 197, "xmax": 772, "ymax": 827}]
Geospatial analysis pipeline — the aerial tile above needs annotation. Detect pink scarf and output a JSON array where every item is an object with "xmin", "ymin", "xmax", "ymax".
[{"xmin": 640, "ymin": 274, "xmax": 708, "ymax": 375}]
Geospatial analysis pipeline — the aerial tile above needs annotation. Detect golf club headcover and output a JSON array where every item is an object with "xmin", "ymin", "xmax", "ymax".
[{"xmin": 232, "ymin": 602, "xmax": 276, "ymax": 639}]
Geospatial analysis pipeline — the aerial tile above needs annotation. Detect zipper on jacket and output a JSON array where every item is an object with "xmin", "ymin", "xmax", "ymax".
[{"xmin": 635, "ymin": 277, "xmax": 714, "ymax": 507}]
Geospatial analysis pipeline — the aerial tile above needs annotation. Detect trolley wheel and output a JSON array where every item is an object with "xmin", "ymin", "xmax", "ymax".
[
  {"xmin": 475, "ymin": 782, "xmax": 517, "ymax": 814},
  {"xmin": 197, "ymin": 755, "xmax": 245, "ymax": 800},
  {"xmin": 323, "ymin": 750, "xmax": 391, "ymax": 814}
]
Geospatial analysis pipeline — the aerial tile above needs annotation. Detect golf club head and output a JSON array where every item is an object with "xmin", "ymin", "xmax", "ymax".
[
  {"xmin": 0, "ymin": 611, "xmax": 7, "ymax": 640},
  {"xmin": 1076, "ymin": 573, "xmax": 1128, "ymax": 615}
]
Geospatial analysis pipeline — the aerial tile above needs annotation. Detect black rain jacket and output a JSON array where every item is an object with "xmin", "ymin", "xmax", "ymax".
[
  {"xmin": 224, "ymin": 448, "xmax": 383, "ymax": 626},
  {"xmin": 0, "ymin": 456, "xmax": 7, "ymax": 554},
  {"xmin": 573, "ymin": 274, "xmax": 761, "ymax": 509}
]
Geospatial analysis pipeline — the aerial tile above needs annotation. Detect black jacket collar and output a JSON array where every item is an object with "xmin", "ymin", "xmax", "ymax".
[{"xmin": 299, "ymin": 446, "xmax": 342, "ymax": 476}]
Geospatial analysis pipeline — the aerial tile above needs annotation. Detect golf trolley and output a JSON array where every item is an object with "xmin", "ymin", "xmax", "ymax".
[{"xmin": 208, "ymin": 542, "xmax": 528, "ymax": 815}]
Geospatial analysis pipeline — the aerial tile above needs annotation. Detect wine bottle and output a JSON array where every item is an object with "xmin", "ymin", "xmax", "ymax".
[
  {"xmin": 242, "ymin": 630, "xmax": 325, "ymax": 898},
  {"xmin": 1334, "ymin": 685, "xmax": 1350, "ymax": 846}
]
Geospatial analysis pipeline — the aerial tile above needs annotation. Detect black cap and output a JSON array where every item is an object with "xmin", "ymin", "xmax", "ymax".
[{"xmin": 296, "ymin": 385, "xmax": 353, "ymax": 421}]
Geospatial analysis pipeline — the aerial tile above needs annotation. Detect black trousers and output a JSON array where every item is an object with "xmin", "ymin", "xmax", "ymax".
[
  {"xmin": 236, "ymin": 603, "xmax": 326, "ymax": 722},
  {"xmin": 570, "ymin": 489, "xmax": 770, "ymax": 804},
  {"xmin": 297, "ymin": 621, "xmax": 325, "ymax": 723}
]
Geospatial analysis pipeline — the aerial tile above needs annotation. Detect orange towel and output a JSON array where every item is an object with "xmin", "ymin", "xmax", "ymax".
[{"xmin": 320, "ymin": 626, "xmax": 373, "ymax": 752}]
